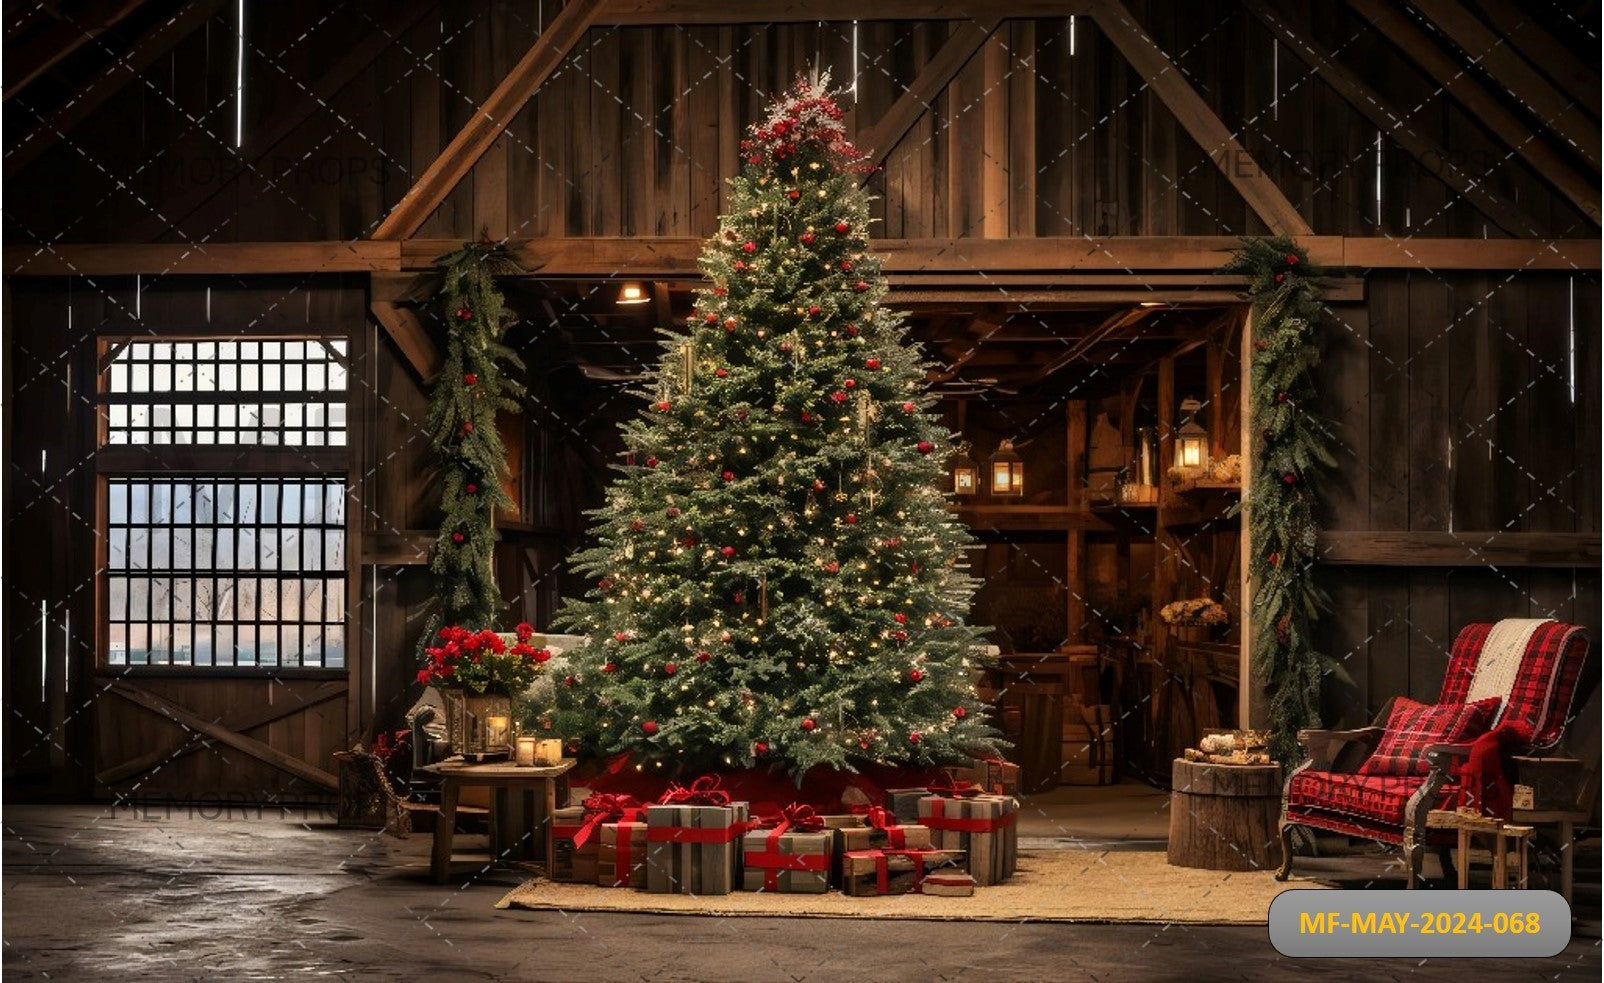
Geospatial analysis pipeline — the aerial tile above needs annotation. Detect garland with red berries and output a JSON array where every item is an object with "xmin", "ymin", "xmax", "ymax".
[
  {"xmin": 1223, "ymin": 237, "xmax": 1338, "ymax": 766},
  {"xmin": 424, "ymin": 243, "xmax": 524, "ymax": 634}
]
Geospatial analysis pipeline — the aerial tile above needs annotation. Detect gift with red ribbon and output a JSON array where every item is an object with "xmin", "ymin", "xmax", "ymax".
[
  {"xmin": 945, "ymin": 756, "xmax": 1022, "ymax": 796},
  {"xmin": 596, "ymin": 820, "xmax": 649, "ymax": 888},
  {"xmin": 833, "ymin": 805, "xmax": 932, "ymax": 885},
  {"xmin": 741, "ymin": 803, "xmax": 833, "ymax": 893},
  {"xmin": 840, "ymin": 847, "xmax": 966, "ymax": 897},
  {"xmin": 645, "ymin": 775, "xmax": 750, "ymax": 895},
  {"xmin": 552, "ymin": 792, "xmax": 645, "ymax": 883},
  {"xmin": 918, "ymin": 792, "xmax": 1019, "ymax": 886}
]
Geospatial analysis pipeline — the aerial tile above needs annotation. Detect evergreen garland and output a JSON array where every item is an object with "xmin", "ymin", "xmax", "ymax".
[
  {"xmin": 1223, "ymin": 236, "xmax": 1338, "ymax": 766},
  {"xmin": 424, "ymin": 243, "xmax": 525, "ymax": 633}
]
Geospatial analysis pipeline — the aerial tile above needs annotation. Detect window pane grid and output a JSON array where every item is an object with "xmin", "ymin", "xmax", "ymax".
[
  {"xmin": 106, "ymin": 478, "xmax": 346, "ymax": 669},
  {"xmin": 101, "ymin": 338, "xmax": 348, "ymax": 446}
]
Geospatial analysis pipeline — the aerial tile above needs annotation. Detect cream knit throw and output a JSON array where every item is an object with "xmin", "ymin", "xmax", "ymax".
[{"xmin": 1464, "ymin": 618, "xmax": 1547, "ymax": 712}]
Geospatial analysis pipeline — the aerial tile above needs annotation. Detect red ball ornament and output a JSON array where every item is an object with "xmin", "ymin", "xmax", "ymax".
[
  {"xmin": 724, "ymin": 318, "xmax": 738, "ymax": 331},
  {"xmin": 953, "ymin": 706, "xmax": 967, "ymax": 719},
  {"xmin": 865, "ymin": 358, "xmax": 880, "ymax": 370},
  {"xmin": 853, "ymin": 280, "xmax": 869, "ymax": 292},
  {"xmin": 801, "ymin": 411, "xmax": 814, "ymax": 423},
  {"xmin": 834, "ymin": 221, "xmax": 850, "ymax": 234},
  {"xmin": 733, "ymin": 591, "xmax": 745, "ymax": 605},
  {"xmin": 742, "ymin": 241, "xmax": 757, "ymax": 253},
  {"xmin": 902, "ymin": 401, "xmax": 917, "ymax": 413},
  {"xmin": 705, "ymin": 313, "xmax": 719, "ymax": 324},
  {"xmin": 809, "ymin": 305, "xmax": 823, "ymax": 317},
  {"xmin": 656, "ymin": 400, "xmax": 672, "ymax": 412},
  {"xmin": 465, "ymin": 483, "xmax": 479, "ymax": 494},
  {"xmin": 1274, "ymin": 273, "xmax": 1286, "ymax": 284},
  {"xmin": 825, "ymin": 561, "xmax": 841, "ymax": 574},
  {"xmin": 666, "ymin": 506, "xmax": 681, "ymax": 518},
  {"xmin": 598, "ymin": 578, "xmax": 614, "ymax": 590},
  {"xmin": 812, "ymin": 479, "xmax": 826, "ymax": 492},
  {"xmin": 1275, "ymin": 391, "xmax": 1290, "ymax": 403},
  {"xmin": 720, "ymin": 545, "xmax": 737, "ymax": 557},
  {"xmin": 908, "ymin": 668, "xmax": 925, "ymax": 683},
  {"xmin": 460, "ymin": 422, "xmax": 475, "ymax": 434},
  {"xmin": 787, "ymin": 189, "xmax": 800, "ymax": 200},
  {"xmin": 801, "ymin": 718, "xmax": 817, "ymax": 732},
  {"xmin": 894, "ymin": 613, "xmax": 908, "ymax": 624},
  {"xmin": 613, "ymin": 632, "xmax": 630, "ymax": 643},
  {"xmin": 463, "ymin": 373, "xmax": 478, "ymax": 385},
  {"xmin": 916, "ymin": 440, "xmax": 935, "ymax": 454},
  {"xmin": 1254, "ymin": 339, "xmax": 1269, "ymax": 351},
  {"xmin": 1285, "ymin": 253, "xmax": 1300, "ymax": 266},
  {"xmin": 603, "ymin": 662, "xmax": 618, "ymax": 673},
  {"xmin": 452, "ymin": 532, "xmax": 465, "ymax": 543},
  {"xmin": 831, "ymin": 391, "xmax": 848, "ymax": 404},
  {"xmin": 908, "ymin": 732, "xmax": 921, "ymax": 744},
  {"xmin": 1282, "ymin": 472, "xmax": 1298, "ymax": 485},
  {"xmin": 642, "ymin": 720, "xmax": 659, "ymax": 735},
  {"xmin": 564, "ymin": 675, "xmax": 576, "ymax": 687},
  {"xmin": 800, "ymin": 232, "xmax": 815, "ymax": 245},
  {"xmin": 845, "ymin": 325, "xmax": 859, "ymax": 337},
  {"xmin": 843, "ymin": 378, "xmax": 856, "ymax": 389},
  {"xmin": 734, "ymin": 260, "xmax": 747, "ymax": 271},
  {"xmin": 715, "ymin": 368, "xmax": 729, "ymax": 378},
  {"xmin": 663, "ymin": 663, "xmax": 678, "ymax": 675},
  {"xmin": 845, "ymin": 513, "xmax": 858, "ymax": 524},
  {"xmin": 455, "ymin": 306, "xmax": 473, "ymax": 321},
  {"xmin": 1268, "ymin": 551, "xmax": 1282, "ymax": 566},
  {"xmin": 754, "ymin": 742, "xmax": 769, "ymax": 756},
  {"xmin": 696, "ymin": 651, "xmax": 711, "ymax": 663},
  {"xmin": 722, "ymin": 470, "xmax": 735, "ymax": 482},
  {"xmin": 890, "ymin": 630, "xmax": 908, "ymax": 642},
  {"xmin": 645, "ymin": 456, "xmax": 659, "ymax": 468},
  {"xmin": 629, "ymin": 519, "xmax": 647, "ymax": 532},
  {"xmin": 840, "ymin": 261, "xmax": 853, "ymax": 272}
]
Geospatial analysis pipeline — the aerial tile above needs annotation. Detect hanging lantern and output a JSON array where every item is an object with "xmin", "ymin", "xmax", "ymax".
[
  {"xmin": 951, "ymin": 446, "xmax": 979, "ymax": 497},
  {"xmin": 1176, "ymin": 397, "xmax": 1209, "ymax": 472},
  {"xmin": 617, "ymin": 281, "xmax": 650, "ymax": 305},
  {"xmin": 989, "ymin": 439, "xmax": 1024, "ymax": 498}
]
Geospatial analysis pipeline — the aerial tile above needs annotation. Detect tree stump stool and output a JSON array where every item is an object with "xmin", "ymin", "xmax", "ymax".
[{"xmin": 1167, "ymin": 759, "xmax": 1283, "ymax": 871}]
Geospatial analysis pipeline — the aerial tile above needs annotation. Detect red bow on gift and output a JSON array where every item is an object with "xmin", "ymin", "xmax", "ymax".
[
  {"xmin": 657, "ymin": 773, "xmax": 733, "ymax": 807},
  {"xmin": 773, "ymin": 802, "xmax": 825, "ymax": 833},
  {"xmin": 860, "ymin": 805, "xmax": 910, "ymax": 848},
  {"xmin": 565, "ymin": 792, "xmax": 645, "ymax": 849},
  {"xmin": 925, "ymin": 778, "xmax": 982, "ymax": 798}
]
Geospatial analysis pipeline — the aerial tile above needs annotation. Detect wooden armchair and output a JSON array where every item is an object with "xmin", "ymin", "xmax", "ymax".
[{"xmin": 1275, "ymin": 619, "xmax": 1589, "ymax": 887}]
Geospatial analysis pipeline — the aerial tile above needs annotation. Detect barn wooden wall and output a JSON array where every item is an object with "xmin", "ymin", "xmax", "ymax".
[
  {"xmin": 4, "ymin": 1, "xmax": 1590, "ymax": 245},
  {"xmin": 1317, "ymin": 273, "xmax": 1602, "ymax": 759}
]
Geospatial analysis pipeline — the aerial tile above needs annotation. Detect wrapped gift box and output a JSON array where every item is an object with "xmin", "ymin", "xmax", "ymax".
[
  {"xmin": 918, "ymin": 792, "xmax": 1018, "ymax": 886},
  {"xmin": 645, "ymin": 801, "xmax": 750, "ymax": 895},
  {"xmin": 596, "ymin": 821, "xmax": 649, "ymax": 889},
  {"xmin": 921, "ymin": 871, "xmax": 977, "ymax": 897},
  {"xmin": 741, "ymin": 827, "xmax": 832, "ymax": 894},
  {"xmin": 831, "ymin": 809, "xmax": 931, "ymax": 886},
  {"xmin": 946, "ymin": 757, "xmax": 1022, "ymax": 796},
  {"xmin": 550, "ymin": 805, "xmax": 596, "ymax": 883},
  {"xmin": 882, "ymin": 788, "xmax": 931, "ymax": 824},
  {"xmin": 840, "ymin": 848, "xmax": 965, "ymax": 897}
]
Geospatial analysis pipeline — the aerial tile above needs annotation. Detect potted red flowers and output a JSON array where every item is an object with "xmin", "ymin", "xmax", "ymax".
[{"xmin": 419, "ymin": 623, "xmax": 552, "ymax": 760}]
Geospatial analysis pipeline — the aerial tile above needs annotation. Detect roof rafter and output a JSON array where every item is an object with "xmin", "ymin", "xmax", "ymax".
[{"xmin": 3, "ymin": 0, "xmax": 148, "ymax": 100}]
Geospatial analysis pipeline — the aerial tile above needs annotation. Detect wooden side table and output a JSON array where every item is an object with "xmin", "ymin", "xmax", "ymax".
[
  {"xmin": 1167, "ymin": 759, "xmax": 1283, "ymax": 871},
  {"xmin": 420, "ymin": 759, "xmax": 575, "ymax": 883},
  {"xmin": 1426, "ymin": 810, "xmax": 1535, "ymax": 890}
]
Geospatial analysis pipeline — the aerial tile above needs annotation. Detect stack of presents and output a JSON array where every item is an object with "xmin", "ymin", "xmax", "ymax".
[{"xmin": 550, "ymin": 759, "xmax": 1020, "ymax": 898}]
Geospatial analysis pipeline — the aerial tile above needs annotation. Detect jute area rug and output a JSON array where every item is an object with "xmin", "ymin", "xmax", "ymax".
[{"xmin": 496, "ymin": 850, "xmax": 1329, "ymax": 925}]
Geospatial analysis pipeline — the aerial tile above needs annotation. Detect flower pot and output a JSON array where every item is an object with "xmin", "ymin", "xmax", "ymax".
[{"xmin": 440, "ymin": 690, "xmax": 513, "ymax": 761}]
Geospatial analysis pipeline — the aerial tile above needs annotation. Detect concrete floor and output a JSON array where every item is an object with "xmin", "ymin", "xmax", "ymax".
[{"xmin": 3, "ymin": 792, "xmax": 1598, "ymax": 982}]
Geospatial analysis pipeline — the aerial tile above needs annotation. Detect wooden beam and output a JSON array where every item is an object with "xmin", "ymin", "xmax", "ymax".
[
  {"xmin": 373, "ymin": 0, "xmax": 605, "ymax": 240},
  {"xmin": 96, "ymin": 681, "xmax": 346, "ymax": 786},
  {"xmin": 8, "ymin": 236, "xmax": 1599, "ymax": 276},
  {"xmin": 1318, "ymin": 531, "xmax": 1601, "ymax": 568},
  {"xmin": 1347, "ymin": 0, "xmax": 1599, "ymax": 225},
  {"xmin": 134, "ymin": 0, "xmax": 436, "ymax": 241},
  {"xmin": 107, "ymin": 681, "xmax": 340, "ymax": 791},
  {"xmin": 856, "ymin": 17, "xmax": 1000, "ymax": 168},
  {"xmin": 362, "ymin": 530, "xmax": 435, "ymax": 565},
  {"xmin": 3, "ymin": 0, "xmax": 148, "ymax": 99},
  {"xmin": 928, "ymin": 311, "xmax": 1007, "ymax": 381},
  {"xmin": 1472, "ymin": 0, "xmax": 1601, "ymax": 118},
  {"xmin": 1028, "ymin": 307, "xmax": 1151, "ymax": 385},
  {"xmin": 1249, "ymin": 1, "xmax": 1544, "ymax": 237},
  {"xmin": 1091, "ymin": 0, "xmax": 1313, "ymax": 236},
  {"xmin": 1407, "ymin": 0, "xmax": 1599, "ymax": 168},
  {"xmin": 4, "ymin": 239, "xmax": 401, "ymax": 275},
  {"xmin": 4, "ymin": 0, "xmax": 227, "ymax": 176},
  {"xmin": 595, "ymin": 1, "xmax": 1087, "ymax": 24},
  {"xmin": 370, "ymin": 300, "xmax": 443, "ymax": 382}
]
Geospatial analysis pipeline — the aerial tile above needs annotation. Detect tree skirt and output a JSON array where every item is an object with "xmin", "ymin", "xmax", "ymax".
[{"xmin": 496, "ymin": 850, "xmax": 1328, "ymax": 924}]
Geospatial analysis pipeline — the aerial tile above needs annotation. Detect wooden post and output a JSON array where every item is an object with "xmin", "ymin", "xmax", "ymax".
[
  {"xmin": 1239, "ymin": 308, "xmax": 1258, "ymax": 727},
  {"xmin": 1066, "ymin": 401, "xmax": 1088, "ymax": 644}
]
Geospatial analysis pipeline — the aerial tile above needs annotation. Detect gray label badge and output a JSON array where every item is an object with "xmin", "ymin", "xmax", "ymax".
[{"xmin": 1269, "ymin": 889, "xmax": 1571, "ymax": 958}]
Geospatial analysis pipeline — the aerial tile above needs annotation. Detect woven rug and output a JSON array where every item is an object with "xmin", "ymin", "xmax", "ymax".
[{"xmin": 496, "ymin": 850, "xmax": 1329, "ymax": 925}]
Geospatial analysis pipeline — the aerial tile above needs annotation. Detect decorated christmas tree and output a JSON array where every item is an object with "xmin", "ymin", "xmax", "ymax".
[{"xmin": 553, "ymin": 74, "xmax": 1000, "ymax": 777}]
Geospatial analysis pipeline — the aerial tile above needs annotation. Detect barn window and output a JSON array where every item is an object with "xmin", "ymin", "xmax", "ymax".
[
  {"xmin": 105, "ymin": 478, "xmax": 346, "ymax": 668},
  {"xmin": 97, "ymin": 334, "xmax": 352, "ymax": 671},
  {"xmin": 101, "ymin": 339, "xmax": 348, "ymax": 446}
]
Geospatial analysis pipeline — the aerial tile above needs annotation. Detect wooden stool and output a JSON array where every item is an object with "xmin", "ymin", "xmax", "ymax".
[{"xmin": 1426, "ymin": 810, "xmax": 1535, "ymax": 889}]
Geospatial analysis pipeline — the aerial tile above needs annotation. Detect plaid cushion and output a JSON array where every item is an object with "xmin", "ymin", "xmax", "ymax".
[
  {"xmin": 1437, "ymin": 620, "xmax": 1589, "ymax": 750},
  {"xmin": 1358, "ymin": 697, "xmax": 1500, "ymax": 777},
  {"xmin": 1287, "ymin": 770, "xmax": 1426, "ymax": 828}
]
